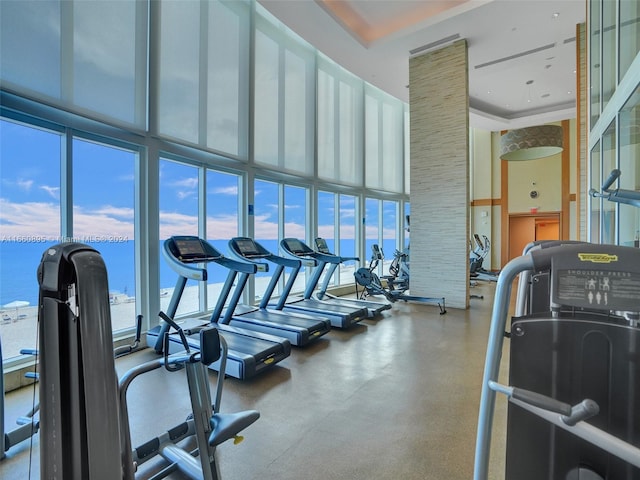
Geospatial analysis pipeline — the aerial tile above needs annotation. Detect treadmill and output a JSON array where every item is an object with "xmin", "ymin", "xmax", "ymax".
[
  {"xmin": 146, "ymin": 236, "xmax": 291, "ymax": 380},
  {"xmin": 221, "ymin": 237, "xmax": 332, "ymax": 346},
  {"xmin": 276, "ymin": 238, "xmax": 368, "ymax": 328},
  {"xmin": 313, "ymin": 237, "xmax": 392, "ymax": 317}
]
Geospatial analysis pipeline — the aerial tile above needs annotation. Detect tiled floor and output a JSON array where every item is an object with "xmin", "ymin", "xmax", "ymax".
[{"xmin": 2, "ymin": 283, "xmax": 508, "ymax": 479}]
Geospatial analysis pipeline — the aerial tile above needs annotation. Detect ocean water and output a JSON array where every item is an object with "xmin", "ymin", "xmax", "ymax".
[{"xmin": 0, "ymin": 238, "xmax": 397, "ymax": 307}]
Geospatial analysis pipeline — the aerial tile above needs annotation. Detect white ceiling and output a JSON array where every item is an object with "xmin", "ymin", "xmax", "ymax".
[{"xmin": 258, "ymin": 0, "xmax": 587, "ymax": 131}]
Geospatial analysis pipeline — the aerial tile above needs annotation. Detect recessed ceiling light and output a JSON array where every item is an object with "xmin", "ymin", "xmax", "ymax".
[{"xmin": 552, "ymin": 12, "xmax": 560, "ymax": 19}]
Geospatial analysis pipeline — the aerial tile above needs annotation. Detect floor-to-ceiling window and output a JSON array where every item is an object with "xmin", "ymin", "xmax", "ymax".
[
  {"xmin": 0, "ymin": 0, "xmax": 411, "ymax": 367},
  {"xmin": 206, "ymin": 169, "xmax": 241, "ymax": 308},
  {"xmin": 587, "ymin": 0, "xmax": 640, "ymax": 244},
  {"xmin": 73, "ymin": 137, "xmax": 137, "ymax": 329},
  {"xmin": 0, "ymin": 119, "xmax": 62, "ymax": 359},
  {"xmin": 619, "ymin": 88, "xmax": 640, "ymax": 246},
  {"xmin": 158, "ymin": 159, "xmax": 200, "ymax": 316}
]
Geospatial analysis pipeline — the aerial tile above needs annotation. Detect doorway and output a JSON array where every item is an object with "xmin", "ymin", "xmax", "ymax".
[{"xmin": 508, "ymin": 213, "xmax": 561, "ymax": 261}]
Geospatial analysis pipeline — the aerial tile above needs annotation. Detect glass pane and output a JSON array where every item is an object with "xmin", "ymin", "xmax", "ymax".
[
  {"xmin": 73, "ymin": 138, "xmax": 136, "ymax": 331},
  {"xmin": 284, "ymin": 184, "xmax": 307, "ymax": 293},
  {"xmin": 254, "ymin": 29, "xmax": 279, "ymax": 167},
  {"xmin": 601, "ymin": 0, "xmax": 616, "ymax": 108},
  {"xmin": 365, "ymin": 94, "xmax": 380, "ymax": 188},
  {"xmin": 404, "ymin": 108, "xmax": 410, "ymax": 194},
  {"xmin": 382, "ymin": 102, "xmax": 403, "ymax": 193},
  {"xmin": 338, "ymin": 80, "xmax": 358, "ymax": 184},
  {"xmin": 159, "ymin": 159, "xmax": 199, "ymax": 316},
  {"xmin": 284, "ymin": 185, "xmax": 306, "ymax": 239},
  {"xmin": 365, "ymin": 198, "xmax": 380, "ymax": 274},
  {"xmin": 0, "ymin": 0, "xmax": 61, "ymax": 98},
  {"xmin": 158, "ymin": 1, "xmax": 200, "ymax": 143},
  {"xmin": 74, "ymin": 0, "xmax": 139, "ymax": 125},
  {"xmin": 601, "ymin": 120, "xmax": 616, "ymax": 244},
  {"xmin": 207, "ymin": 0, "xmax": 246, "ymax": 156},
  {"xmin": 206, "ymin": 169, "xmax": 240, "ymax": 307},
  {"xmin": 284, "ymin": 49, "xmax": 310, "ymax": 174},
  {"xmin": 589, "ymin": 0, "xmax": 601, "ymax": 128},
  {"xmin": 339, "ymin": 194, "xmax": 357, "ymax": 285},
  {"xmin": 619, "ymin": 0, "xmax": 640, "ymax": 80},
  {"xmin": 589, "ymin": 141, "xmax": 601, "ymax": 242},
  {"xmin": 317, "ymin": 191, "xmax": 336, "ymax": 248},
  {"xmin": 317, "ymin": 191, "xmax": 336, "ymax": 287},
  {"xmin": 317, "ymin": 69, "xmax": 335, "ymax": 180},
  {"xmin": 382, "ymin": 200, "xmax": 398, "ymax": 273},
  {"xmin": 254, "ymin": 179, "xmax": 280, "ymax": 295},
  {"xmin": 404, "ymin": 202, "xmax": 411, "ymax": 251},
  {"xmin": 619, "ymin": 87, "xmax": 640, "ymax": 247},
  {"xmin": 0, "ymin": 119, "xmax": 61, "ymax": 360}
]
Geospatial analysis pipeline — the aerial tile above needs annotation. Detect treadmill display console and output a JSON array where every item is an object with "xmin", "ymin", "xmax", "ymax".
[
  {"xmin": 315, "ymin": 238, "xmax": 330, "ymax": 254},
  {"xmin": 171, "ymin": 237, "xmax": 218, "ymax": 263},
  {"xmin": 235, "ymin": 238, "xmax": 262, "ymax": 258},
  {"xmin": 284, "ymin": 239, "xmax": 306, "ymax": 256}
]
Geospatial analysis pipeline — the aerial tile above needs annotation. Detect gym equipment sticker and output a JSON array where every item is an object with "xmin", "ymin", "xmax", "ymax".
[
  {"xmin": 555, "ymin": 269, "xmax": 640, "ymax": 311},
  {"xmin": 577, "ymin": 253, "xmax": 618, "ymax": 264}
]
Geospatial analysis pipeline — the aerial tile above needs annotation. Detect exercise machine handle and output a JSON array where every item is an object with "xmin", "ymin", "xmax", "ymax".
[
  {"xmin": 562, "ymin": 399, "xmax": 600, "ymax": 426},
  {"xmin": 601, "ymin": 168, "xmax": 621, "ymax": 191},
  {"xmin": 512, "ymin": 388, "xmax": 572, "ymax": 416},
  {"xmin": 489, "ymin": 381, "xmax": 572, "ymax": 416},
  {"xmin": 159, "ymin": 311, "xmax": 193, "ymax": 372}
]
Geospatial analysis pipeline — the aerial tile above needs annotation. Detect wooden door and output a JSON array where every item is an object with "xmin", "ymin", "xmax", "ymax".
[{"xmin": 508, "ymin": 213, "xmax": 561, "ymax": 262}]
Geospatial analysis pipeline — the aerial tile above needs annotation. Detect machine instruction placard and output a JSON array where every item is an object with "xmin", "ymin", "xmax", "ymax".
[{"xmin": 555, "ymin": 269, "xmax": 640, "ymax": 311}]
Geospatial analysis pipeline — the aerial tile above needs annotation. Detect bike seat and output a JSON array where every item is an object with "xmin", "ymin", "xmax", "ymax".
[{"xmin": 209, "ymin": 410, "xmax": 260, "ymax": 447}]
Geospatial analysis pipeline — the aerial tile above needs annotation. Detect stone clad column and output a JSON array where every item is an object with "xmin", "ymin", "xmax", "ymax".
[{"xmin": 409, "ymin": 39, "xmax": 469, "ymax": 309}]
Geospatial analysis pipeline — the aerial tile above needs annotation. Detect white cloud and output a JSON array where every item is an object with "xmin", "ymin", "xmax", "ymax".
[
  {"xmin": 176, "ymin": 190, "xmax": 196, "ymax": 200},
  {"xmin": 209, "ymin": 186, "xmax": 238, "ymax": 195},
  {"xmin": 93, "ymin": 206, "xmax": 135, "ymax": 219},
  {"xmin": 317, "ymin": 225, "xmax": 335, "ymax": 238},
  {"xmin": 253, "ymin": 219, "xmax": 278, "ymax": 239},
  {"xmin": 340, "ymin": 208, "xmax": 356, "ymax": 219},
  {"xmin": 40, "ymin": 185, "xmax": 60, "ymax": 199},
  {"xmin": 17, "ymin": 179, "xmax": 34, "ymax": 191},
  {"xmin": 159, "ymin": 211, "xmax": 198, "ymax": 239},
  {"xmin": 206, "ymin": 213, "xmax": 240, "ymax": 239},
  {"xmin": 283, "ymin": 222, "xmax": 305, "ymax": 238},
  {"xmin": 171, "ymin": 177, "xmax": 198, "ymax": 189},
  {"xmin": 0, "ymin": 199, "xmax": 136, "ymax": 240},
  {"xmin": 0, "ymin": 199, "xmax": 60, "ymax": 238}
]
